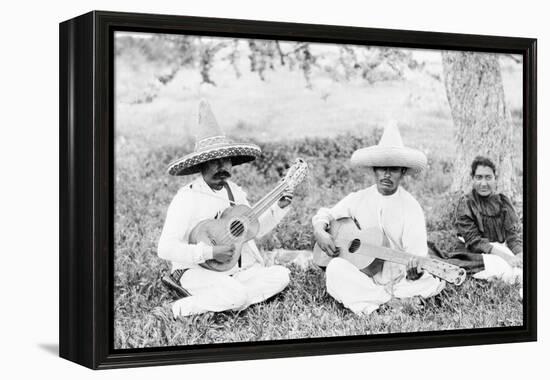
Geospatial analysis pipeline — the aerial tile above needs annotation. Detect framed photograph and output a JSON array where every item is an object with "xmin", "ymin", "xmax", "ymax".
[{"xmin": 59, "ymin": 11, "xmax": 536, "ymax": 369}]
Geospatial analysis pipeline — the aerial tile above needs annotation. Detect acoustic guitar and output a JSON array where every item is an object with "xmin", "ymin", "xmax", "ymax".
[
  {"xmin": 189, "ymin": 158, "xmax": 308, "ymax": 272},
  {"xmin": 313, "ymin": 218, "xmax": 466, "ymax": 285}
]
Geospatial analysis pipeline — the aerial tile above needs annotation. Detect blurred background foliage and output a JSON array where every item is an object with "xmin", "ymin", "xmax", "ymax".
[{"xmin": 115, "ymin": 33, "xmax": 424, "ymax": 103}]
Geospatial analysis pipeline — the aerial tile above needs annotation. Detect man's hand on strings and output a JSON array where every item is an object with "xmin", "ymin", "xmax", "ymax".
[{"xmin": 313, "ymin": 223, "xmax": 339, "ymax": 257}]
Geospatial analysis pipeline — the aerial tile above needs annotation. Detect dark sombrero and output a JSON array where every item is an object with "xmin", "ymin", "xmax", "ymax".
[{"xmin": 167, "ymin": 100, "xmax": 261, "ymax": 176}]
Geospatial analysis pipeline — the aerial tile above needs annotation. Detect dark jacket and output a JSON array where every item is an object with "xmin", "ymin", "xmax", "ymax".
[{"xmin": 455, "ymin": 190, "xmax": 522, "ymax": 255}]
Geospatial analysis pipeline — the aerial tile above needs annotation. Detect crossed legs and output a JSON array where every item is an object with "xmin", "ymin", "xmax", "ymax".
[
  {"xmin": 326, "ymin": 257, "xmax": 444, "ymax": 315},
  {"xmin": 171, "ymin": 265, "xmax": 290, "ymax": 317}
]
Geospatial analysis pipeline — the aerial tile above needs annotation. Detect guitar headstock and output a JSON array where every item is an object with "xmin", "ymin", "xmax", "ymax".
[{"xmin": 283, "ymin": 158, "xmax": 308, "ymax": 191}]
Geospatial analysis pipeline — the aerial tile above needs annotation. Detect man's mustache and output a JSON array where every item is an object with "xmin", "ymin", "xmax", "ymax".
[{"xmin": 213, "ymin": 170, "xmax": 231, "ymax": 179}]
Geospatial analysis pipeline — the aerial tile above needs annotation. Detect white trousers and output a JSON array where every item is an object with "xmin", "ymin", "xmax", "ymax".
[
  {"xmin": 326, "ymin": 258, "xmax": 445, "ymax": 315},
  {"xmin": 473, "ymin": 242, "xmax": 522, "ymax": 285},
  {"xmin": 171, "ymin": 264, "xmax": 290, "ymax": 317}
]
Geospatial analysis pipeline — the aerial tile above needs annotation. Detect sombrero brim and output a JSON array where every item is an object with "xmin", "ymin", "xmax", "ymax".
[
  {"xmin": 167, "ymin": 143, "xmax": 261, "ymax": 176},
  {"xmin": 350, "ymin": 146, "xmax": 427, "ymax": 173}
]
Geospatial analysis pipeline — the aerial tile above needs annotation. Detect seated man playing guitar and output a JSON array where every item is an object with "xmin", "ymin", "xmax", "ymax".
[
  {"xmin": 158, "ymin": 100, "xmax": 296, "ymax": 318},
  {"xmin": 312, "ymin": 123, "xmax": 446, "ymax": 315}
]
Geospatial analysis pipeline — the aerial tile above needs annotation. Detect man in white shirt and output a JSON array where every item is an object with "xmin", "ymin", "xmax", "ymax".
[
  {"xmin": 312, "ymin": 123, "xmax": 445, "ymax": 315},
  {"xmin": 158, "ymin": 100, "xmax": 292, "ymax": 318}
]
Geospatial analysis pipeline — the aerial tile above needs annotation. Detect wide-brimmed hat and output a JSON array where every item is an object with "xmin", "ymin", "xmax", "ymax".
[
  {"xmin": 350, "ymin": 122, "xmax": 427, "ymax": 173},
  {"xmin": 167, "ymin": 100, "xmax": 261, "ymax": 176}
]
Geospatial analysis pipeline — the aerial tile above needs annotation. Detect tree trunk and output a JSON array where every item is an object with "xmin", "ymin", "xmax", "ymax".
[{"xmin": 441, "ymin": 52, "xmax": 515, "ymax": 198}]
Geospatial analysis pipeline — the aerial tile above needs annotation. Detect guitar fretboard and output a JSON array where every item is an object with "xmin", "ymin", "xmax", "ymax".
[
  {"xmin": 248, "ymin": 181, "xmax": 288, "ymax": 219},
  {"xmin": 360, "ymin": 242, "xmax": 414, "ymax": 265}
]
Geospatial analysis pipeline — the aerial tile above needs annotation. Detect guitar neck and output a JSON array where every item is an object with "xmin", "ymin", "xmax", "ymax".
[
  {"xmin": 247, "ymin": 159, "xmax": 306, "ymax": 219},
  {"xmin": 359, "ymin": 242, "xmax": 465, "ymax": 285},
  {"xmin": 249, "ymin": 181, "xmax": 287, "ymax": 219},
  {"xmin": 358, "ymin": 242, "xmax": 411, "ymax": 265}
]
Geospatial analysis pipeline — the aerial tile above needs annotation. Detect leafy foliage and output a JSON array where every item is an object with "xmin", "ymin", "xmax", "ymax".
[{"xmin": 115, "ymin": 34, "xmax": 423, "ymax": 102}]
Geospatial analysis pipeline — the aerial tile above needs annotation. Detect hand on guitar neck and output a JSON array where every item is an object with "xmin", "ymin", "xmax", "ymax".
[
  {"xmin": 315, "ymin": 223, "xmax": 414, "ymax": 278},
  {"xmin": 190, "ymin": 159, "xmax": 307, "ymax": 272},
  {"xmin": 406, "ymin": 257, "xmax": 424, "ymax": 281},
  {"xmin": 316, "ymin": 220, "xmax": 428, "ymax": 281},
  {"xmin": 277, "ymin": 188, "xmax": 294, "ymax": 209},
  {"xmin": 312, "ymin": 218, "xmax": 467, "ymax": 285}
]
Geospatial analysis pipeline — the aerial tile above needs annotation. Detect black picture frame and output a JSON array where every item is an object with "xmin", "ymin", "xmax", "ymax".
[{"xmin": 59, "ymin": 10, "xmax": 537, "ymax": 369}]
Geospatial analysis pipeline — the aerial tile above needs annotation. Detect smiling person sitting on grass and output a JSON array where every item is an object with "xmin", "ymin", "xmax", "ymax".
[
  {"xmin": 438, "ymin": 156, "xmax": 523, "ymax": 284},
  {"xmin": 311, "ymin": 122, "xmax": 445, "ymax": 315},
  {"xmin": 157, "ymin": 99, "xmax": 293, "ymax": 318}
]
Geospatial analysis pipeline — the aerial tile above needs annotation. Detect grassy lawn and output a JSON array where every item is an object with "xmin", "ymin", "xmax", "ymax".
[{"xmin": 115, "ymin": 264, "xmax": 522, "ymax": 348}]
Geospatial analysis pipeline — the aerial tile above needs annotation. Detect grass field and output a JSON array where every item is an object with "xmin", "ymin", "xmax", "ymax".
[
  {"xmin": 114, "ymin": 133, "xmax": 523, "ymax": 349},
  {"xmin": 116, "ymin": 266, "xmax": 522, "ymax": 347},
  {"xmin": 114, "ymin": 41, "xmax": 523, "ymax": 349}
]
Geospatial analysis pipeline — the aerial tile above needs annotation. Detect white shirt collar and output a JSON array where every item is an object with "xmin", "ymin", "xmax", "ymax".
[{"xmin": 373, "ymin": 185, "xmax": 402, "ymax": 201}]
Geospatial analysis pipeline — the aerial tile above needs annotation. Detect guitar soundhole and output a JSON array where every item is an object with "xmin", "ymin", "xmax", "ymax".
[
  {"xmin": 349, "ymin": 239, "xmax": 361, "ymax": 253},
  {"xmin": 230, "ymin": 220, "xmax": 245, "ymax": 237}
]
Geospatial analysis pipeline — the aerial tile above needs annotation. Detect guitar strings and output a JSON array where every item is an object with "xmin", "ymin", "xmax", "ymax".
[
  {"xmin": 216, "ymin": 181, "xmax": 289, "ymax": 245},
  {"xmin": 213, "ymin": 163, "xmax": 305, "ymax": 253}
]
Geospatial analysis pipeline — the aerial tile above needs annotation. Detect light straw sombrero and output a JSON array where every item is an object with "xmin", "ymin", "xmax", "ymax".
[
  {"xmin": 167, "ymin": 100, "xmax": 261, "ymax": 176},
  {"xmin": 350, "ymin": 122, "xmax": 427, "ymax": 173}
]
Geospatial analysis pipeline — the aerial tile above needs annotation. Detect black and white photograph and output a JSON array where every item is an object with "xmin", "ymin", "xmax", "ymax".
[
  {"xmin": 5, "ymin": 0, "xmax": 550, "ymax": 377},
  {"xmin": 113, "ymin": 31, "xmax": 526, "ymax": 348}
]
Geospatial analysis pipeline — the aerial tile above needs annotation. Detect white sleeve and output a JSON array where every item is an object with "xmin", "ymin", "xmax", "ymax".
[
  {"xmin": 311, "ymin": 192, "xmax": 359, "ymax": 230},
  {"xmin": 157, "ymin": 190, "xmax": 213, "ymax": 265},
  {"xmin": 401, "ymin": 200, "xmax": 428, "ymax": 257}
]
